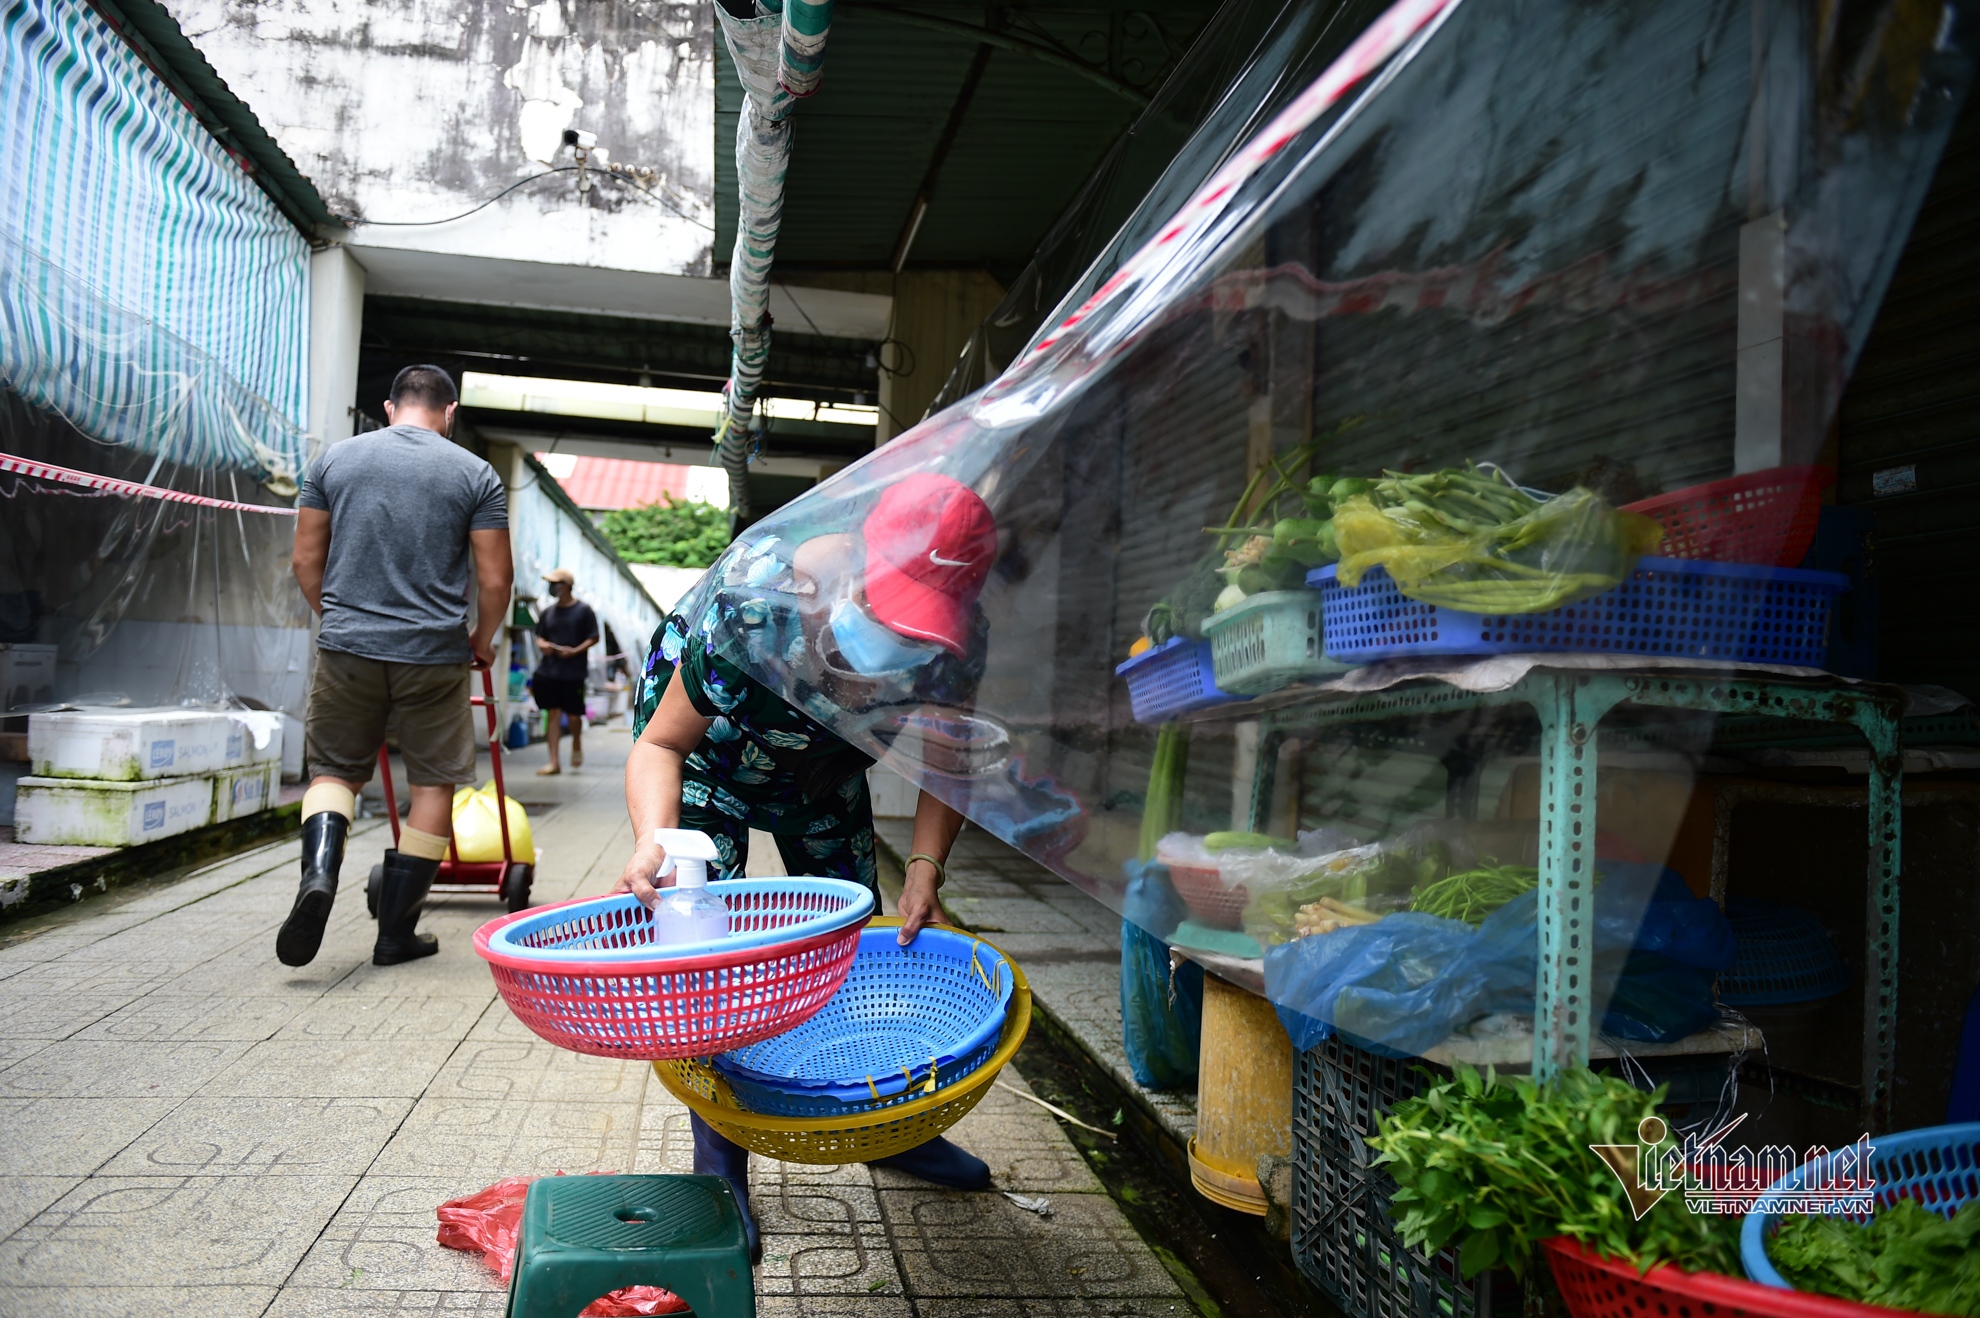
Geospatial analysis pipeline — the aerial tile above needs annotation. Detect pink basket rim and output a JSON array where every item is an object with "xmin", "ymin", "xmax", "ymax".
[
  {"xmin": 473, "ymin": 895, "xmax": 871, "ymax": 977},
  {"xmin": 1621, "ymin": 464, "xmax": 1835, "ymax": 515},
  {"xmin": 1543, "ymin": 1238, "xmax": 1910, "ymax": 1318}
]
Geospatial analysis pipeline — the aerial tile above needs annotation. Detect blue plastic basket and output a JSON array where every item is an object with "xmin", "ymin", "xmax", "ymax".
[
  {"xmin": 1310, "ymin": 557, "xmax": 1849, "ymax": 666},
  {"xmin": 1116, "ymin": 637, "xmax": 1246, "ymax": 723},
  {"xmin": 712, "ymin": 926, "xmax": 1013, "ymax": 1109},
  {"xmin": 1721, "ymin": 898, "xmax": 1851, "ymax": 1006},
  {"xmin": 484, "ymin": 879, "xmax": 875, "ymax": 962},
  {"xmin": 716, "ymin": 1028, "xmax": 1004, "ymax": 1117},
  {"xmin": 1741, "ymin": 1122, "xmax": 1980, "ymax": 1287}
]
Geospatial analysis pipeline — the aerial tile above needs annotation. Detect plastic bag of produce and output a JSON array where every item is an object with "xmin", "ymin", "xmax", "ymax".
[
  {"xmin": 1268, "ymin": 863, "xmax": 1732, "ymax": 1055},
  {"xmin": 1334, "ymin": 478, "xmax": 1664, "ymax": 613},
  {"xmin": 1121, "ymin": 916, "xmax": 1205, "ymax": 1089},
  {"xmin": 450, "ymin": 782, "xmax": 533, "ymax": 863}
]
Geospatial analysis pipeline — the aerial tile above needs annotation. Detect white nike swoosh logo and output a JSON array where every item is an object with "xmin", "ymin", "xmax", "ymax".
[{"xmin": 928, "ymin": 550, "xmax": 975, "ymax": 568}]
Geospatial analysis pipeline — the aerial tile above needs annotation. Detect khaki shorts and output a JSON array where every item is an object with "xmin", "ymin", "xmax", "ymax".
[{"xmin": 305, "ymin": 648, "xmax": 475, "ymax": 786}]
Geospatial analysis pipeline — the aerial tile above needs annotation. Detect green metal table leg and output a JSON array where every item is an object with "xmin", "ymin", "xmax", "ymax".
[
  {"xmin": 1245, "ymin": 729, "xmax": 1284, "ymax": 834},
  {"xmin": 1854, "ymin": 702, "xmax": 1902, "ymax": 1131},
  {"xmin": 1531, "ymin": 674, "xmax": 1624, "ymax": 1083}
]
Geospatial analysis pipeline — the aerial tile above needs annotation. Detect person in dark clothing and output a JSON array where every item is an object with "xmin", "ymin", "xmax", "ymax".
[
  {"xmin": 280, "ymin": 364, "xmax": 513, "ymax": 968},
  {"xmin": 533, "ymin": 568, "xmax": 599, "ymax": 775}
]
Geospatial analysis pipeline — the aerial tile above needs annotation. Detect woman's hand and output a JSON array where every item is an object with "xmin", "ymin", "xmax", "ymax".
[
  {"xmin": 897, "ymin": 863, "xmax": 945, "ymax": 944},
  {"xmin": 897, "ymin": 789, "xmax": 965, "ymax": 945},
  {"xmin": 613, "ymin": 842, "xmax": 670, "ymax": 909}
]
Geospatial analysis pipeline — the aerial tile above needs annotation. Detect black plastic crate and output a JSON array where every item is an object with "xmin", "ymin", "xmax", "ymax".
[{"xmin": 1292, "ymin": 1037, "xmax": 1503, "ymax": 1318}]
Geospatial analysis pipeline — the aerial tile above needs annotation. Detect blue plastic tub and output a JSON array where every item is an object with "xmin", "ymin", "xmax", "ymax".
[
  {"xmin": 712, "ymin": 926, "xmax": 1013, "ymax": 1110},
  {"xmin": 1721, "ymin": 898, "xmax": 1851, "ymax": 1006},
  {"xmin": 1116, "ymin": 637, "xmax": 1246, "ymax": 723},
  {"xmin": 1741, "ymin": 1122, "xmax": 1980, "ymax": 1287},
  {"xmin": 1310, "ymin": 557, "xmax": 1848, "ymax": 666}
]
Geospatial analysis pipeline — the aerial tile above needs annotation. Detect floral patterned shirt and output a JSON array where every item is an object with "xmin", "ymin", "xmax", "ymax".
[{"xmin": 634, "ymin": 613, "xmax": 875, "ymax": 831}]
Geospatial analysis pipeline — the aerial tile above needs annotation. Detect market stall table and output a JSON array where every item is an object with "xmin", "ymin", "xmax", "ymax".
[{"xmin": 1181, "ymin": 656, "xmax": 1903, "ymax": 1129}]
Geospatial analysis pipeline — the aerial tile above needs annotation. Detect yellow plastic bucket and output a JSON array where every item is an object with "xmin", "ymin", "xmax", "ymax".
[
  {"xmin": 1188, "ymin": 973, "xmax": 1292, "ymax": 1215},
  {"xmin": 651, "ymin": 919, "xmax": 1031, "ymax": 1164}
]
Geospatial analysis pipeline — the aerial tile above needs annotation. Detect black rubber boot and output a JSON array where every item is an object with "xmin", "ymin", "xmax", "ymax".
[
  {"xmin": 276, "ymin": 811, "xmax": 348, "ymax": 967},
  {"xmin": 868, "ymin": 1135, "xmax": 992, "ymax": 1190},
  {"xmin": 372, "ymin": 849, "xmax": 441, "ymax": 966},
  {"xmin": 692, "ymin": 1112, "xmax": 760, "ymax": 1264}
]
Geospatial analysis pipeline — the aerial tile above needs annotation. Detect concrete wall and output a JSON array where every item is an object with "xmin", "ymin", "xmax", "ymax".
[
  {"xmin": 166, "ymin": 0, "xmax": 716, "ymax": 277},
  {"xmin": 784, "ymin": 269, "xmax": 1004, "ymax": 442}
]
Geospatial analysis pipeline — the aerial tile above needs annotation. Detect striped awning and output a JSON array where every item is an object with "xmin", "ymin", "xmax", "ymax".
[{"xmin": 0, "ymin": 0, "xmax": 310, "ymax": 481}]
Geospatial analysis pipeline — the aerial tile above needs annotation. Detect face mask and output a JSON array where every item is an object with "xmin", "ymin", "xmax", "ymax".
[{"xmin": 829, "ymin": 598, "xmax": 941, "ymax": 676}]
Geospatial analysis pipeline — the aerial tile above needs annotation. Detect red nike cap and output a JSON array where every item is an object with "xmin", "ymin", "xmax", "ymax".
[{"xmin": 862, "ymin": 473, "xmax": 997, "ymax": 658}]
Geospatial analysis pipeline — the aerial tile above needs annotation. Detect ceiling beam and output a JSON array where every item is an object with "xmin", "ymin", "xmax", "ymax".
[
  {"xmin": 838, "ymin": 3, "xmax": 1152, "ymax": 107},
  {"xmin": 892, "ymin": 43, "xmax": 995, "ymax": 272}
]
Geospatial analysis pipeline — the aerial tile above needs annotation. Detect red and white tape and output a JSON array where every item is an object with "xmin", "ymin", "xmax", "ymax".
[{"xmin": 0, "ymin": 452, "xmax": 298, "ymax": 515}]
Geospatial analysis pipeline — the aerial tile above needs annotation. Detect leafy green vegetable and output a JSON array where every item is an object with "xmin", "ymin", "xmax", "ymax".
[
  {"xmin": 1146, "ymin": 561, "xmax": 1227, "ymax": 644},
  {"xmin": 1138, "ymin": 724, "xmax": 1190, "ymax": 861},
  {"xmin": 1410, "ymin": 865, "xmax": 1539, "ymax": 923},
  {"xmin": 597, "ymin": 494, "xmax": 730, "ymax": 567},
  {"xmin": 1371, "ymin": 1065, "xmax": 1741, "ymax": 1280},
  {"xmin": 1770, "ymin": 1199, "xmax": 1980, "ymax": 1316}
]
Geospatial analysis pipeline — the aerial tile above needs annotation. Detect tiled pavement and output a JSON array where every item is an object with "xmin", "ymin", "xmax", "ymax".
[{"xmin": 0, "ymin": 730, "xmax": 1196, "ymax": 1317}]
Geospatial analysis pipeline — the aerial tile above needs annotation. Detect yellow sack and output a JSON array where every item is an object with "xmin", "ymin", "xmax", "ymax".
[
  {"xmin": 449, "ymin": 782, "xmax": 533, "ymax": 863},
  {"xmin": 1334, "ymin": 487, "xmax": 1663, "ymax": 614}
]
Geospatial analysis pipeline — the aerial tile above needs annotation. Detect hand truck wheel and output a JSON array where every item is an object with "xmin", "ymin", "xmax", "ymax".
[
  {"xmin": 503, "ymin": 862, "xmax": 534, "ymax": 913},
  {"xmin": 365, "ymin": 864, "xmax": 384, "ymax": 919}
]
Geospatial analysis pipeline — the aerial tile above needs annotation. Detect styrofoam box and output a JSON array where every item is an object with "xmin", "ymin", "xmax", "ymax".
[
  {"xmin": 29, "ymin": 709, "xmax": 282, "ymax": 781},
  {"xmin": 15, "ymin": 773, "xmax": 214, "ymax": 846},
  {"xmin": 214, "ymin": 762, "xmax": 280, "ymax": 822}
]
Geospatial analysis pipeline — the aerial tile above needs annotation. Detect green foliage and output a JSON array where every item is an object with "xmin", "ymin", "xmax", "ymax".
[
  {"xmin": 597, "ymin": 494, "xmax": 730, "ymax": 567},
  {"xmin": 1770, "ymin": 1199, "xmax": 1980, "ymax": 1316},
  {"xmin": 1369, "ymin": 1064, "xmax": 1741, "ymax": 1280}
]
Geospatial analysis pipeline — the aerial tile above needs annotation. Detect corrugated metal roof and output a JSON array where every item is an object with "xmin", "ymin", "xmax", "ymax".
[
  {"xmin": 716, "ymin": 0, "xmax": 1221, "ymax": 273},
  {"xmin": 547, "ymin": 455, "xmax": 694, "ymax": 511}
]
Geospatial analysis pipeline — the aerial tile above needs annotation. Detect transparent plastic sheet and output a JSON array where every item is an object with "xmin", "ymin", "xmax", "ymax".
[
  {"xmin": 666, "ymin": 0, "xmax": 1971, "ymax": 1059},
  {"xmin": 0, "ymin": 390, "xmax": 312, "ymax": 713},
  {"xmin": 928, "ymin": 0, "xmax": 1407, "ymax": 417}
]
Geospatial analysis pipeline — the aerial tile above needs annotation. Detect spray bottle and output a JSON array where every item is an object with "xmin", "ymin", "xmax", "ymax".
[{"xmin": 648, "ymin": 828, "xmax": 730, "ymax": 946}]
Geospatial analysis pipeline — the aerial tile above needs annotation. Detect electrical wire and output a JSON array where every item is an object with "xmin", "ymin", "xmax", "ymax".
[
  {"xmin": 775, "ymin": 280, "xmax": 824, "ymax": 336},
  {"xmin": 349, "ymin": 166, "xmax": 714, "ymax": 231}
]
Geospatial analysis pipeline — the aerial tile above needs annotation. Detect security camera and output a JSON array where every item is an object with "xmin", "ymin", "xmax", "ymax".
[{"xmin": 562, "ymin": 128, "xmax": 598, "ymax": 151}]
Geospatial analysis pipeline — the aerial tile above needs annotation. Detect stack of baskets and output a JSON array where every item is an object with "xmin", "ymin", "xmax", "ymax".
[{"xmin": 475, "ymin": 888, "xmax": 1030, "ymax": 1165}]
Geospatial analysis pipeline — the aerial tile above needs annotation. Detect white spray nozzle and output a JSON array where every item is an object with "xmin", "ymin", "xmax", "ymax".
[{"xmin": 651, "ymin": 828, "xmax": 720, "ymax": 888}]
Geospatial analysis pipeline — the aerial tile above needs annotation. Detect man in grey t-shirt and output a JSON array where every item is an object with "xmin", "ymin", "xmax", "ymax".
[{"xmin": 277, "ymin": 365, "xmax": 514, "ymax": 970}]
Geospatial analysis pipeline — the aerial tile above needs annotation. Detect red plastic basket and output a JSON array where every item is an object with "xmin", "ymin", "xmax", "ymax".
[
  {"xmin": 1168, "ymin": 863, "xmax": 1250, "ymax": 930},
  {"xmin": 1622, "ymin": 465, "xmax": 1834, "ymax": 567},
  {"xmin": 474, "ymin": 894, "xmax": 868, "ymax": 1061},
  {"xmin": 1544, "ymin": 1238, "xmax": 1905, "ymax": 1318}
]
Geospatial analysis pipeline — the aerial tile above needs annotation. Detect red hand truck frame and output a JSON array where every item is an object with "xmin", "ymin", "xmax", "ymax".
[{"xmin": 364, "ymin": 664, "xmax": 534, "ymax": 916}]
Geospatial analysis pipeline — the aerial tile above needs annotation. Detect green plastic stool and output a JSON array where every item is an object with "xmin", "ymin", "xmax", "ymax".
[{"xmin": 505, "ymin": 1174, "xmax": 755, "ymax": 1318}]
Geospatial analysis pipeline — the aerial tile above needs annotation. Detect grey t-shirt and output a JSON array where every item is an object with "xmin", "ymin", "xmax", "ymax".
[{"xmin": 298, "ymin": 426, "xmax": 509, "ymax": 665}]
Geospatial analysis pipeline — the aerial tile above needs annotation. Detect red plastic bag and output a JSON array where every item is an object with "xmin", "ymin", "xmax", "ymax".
[{"xmin": 437, "ymin": 1173, "xmax": 691, "ymax": 1316}]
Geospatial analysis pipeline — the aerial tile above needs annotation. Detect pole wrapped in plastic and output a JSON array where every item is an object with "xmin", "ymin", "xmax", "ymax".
[
  {"xmin": 714, "ymin": 0, "xmax": 829, "ymax": 519},
  {"xmin": 779, "ymin": 0, "xmax": 833, "ymax": 98}
]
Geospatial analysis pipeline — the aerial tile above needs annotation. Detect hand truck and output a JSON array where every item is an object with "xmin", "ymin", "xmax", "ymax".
[{"xmin": 365, "ymin": 664, "xmax": 534, "ymax": 916}]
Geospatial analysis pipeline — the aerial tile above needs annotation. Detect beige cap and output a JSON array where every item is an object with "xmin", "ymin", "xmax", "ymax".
[{"xmin": 542, "ymin": 568, "xmax": 575, "ymax": 586}]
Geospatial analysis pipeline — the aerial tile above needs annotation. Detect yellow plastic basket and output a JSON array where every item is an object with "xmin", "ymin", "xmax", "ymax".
[{"xmin": 650, "ymin": 919, "xmax": 1032, "ymax": 1164}]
